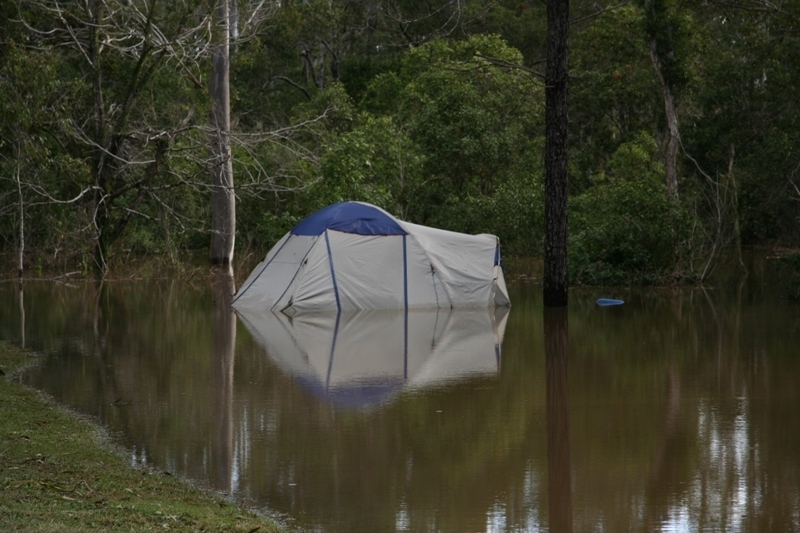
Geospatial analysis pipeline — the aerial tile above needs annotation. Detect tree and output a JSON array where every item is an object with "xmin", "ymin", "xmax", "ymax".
[
  {"xmin": 4, "ymin": 0, "xmax": 316, "ymax": 274},
  {"xmin": 568, "ymin": 134, "xmax": 690, "ymax": 286},
  {"xmin": 642, "ymin": 0, "xmax": 688, "ymax": 204},
  {"xmin": 544, "ymin": 0, "xmax": 570, "ymax": 307},
  {"xmin": 569, "ymin": 4, "xmax": 661, "ymax": 192},
  {"xmin": 209, "ymin": 0, "xmax": 236, "ymax": 269},
  {"xmin": 12, "ymin": 0, "xmax": 214, "ymax": 274},
  {"xmin": 257, "ymin": 35, "xmax": 546, "ymax": 254},
  {"xmin": 687, "ymin": 0, "xmax": 800, "ymax": 246}
]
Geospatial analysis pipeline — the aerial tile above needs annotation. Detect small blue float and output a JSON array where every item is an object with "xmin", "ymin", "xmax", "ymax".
[{"xmin": 596, "ymin": 298, "xmax": 625, "ymax": 306}]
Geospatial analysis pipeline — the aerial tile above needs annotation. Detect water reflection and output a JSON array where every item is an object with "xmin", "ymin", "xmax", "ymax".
[
  {"xmin": 17, "ymin": 282, "xmax": 25, "ymax": 348},
  {"xmin": 1, "ymin": 268, "xmax": 800, "ymax": 532},
  {"xmin": 235, "ymin": 307, "xmax": 509, "ymax": 409},
  {"xmin": 545, "ymin": 308, "xmax": 572, "ymax": 533},
  {"xmin": 211, "ymin": 272, "xmax": 236, "ymax": 493}
]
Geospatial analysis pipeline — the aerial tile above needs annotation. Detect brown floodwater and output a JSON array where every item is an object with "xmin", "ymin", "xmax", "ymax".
[{"xmin": 1, "ymin": 259, "xmax": 799, "ymax": 532}]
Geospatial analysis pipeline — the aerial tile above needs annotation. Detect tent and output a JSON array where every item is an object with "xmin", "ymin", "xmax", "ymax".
[
  {"xmin": 236, "ymin": 307, "xmax": 509, "ymax": 408},
  {"xmin": 232, "ymin": 201, "xmax": 510, "ymax": 313}
]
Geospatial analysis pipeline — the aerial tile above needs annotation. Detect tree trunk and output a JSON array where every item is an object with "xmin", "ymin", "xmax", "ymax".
[
  {"xmin": 544, "ymin": 0, "xmax": 570, "ymax": 308},
  {"xmin": 727, "ymin": 143, "xmax": 746, "ymax": 273},
  {"xmin": 210, "ymin": 0, "xmax": 236, "ymax": 270},
  {"xmin": 645, "ymin": 0, "xmax": 680, "ymax": 204},
  {"xmin": 662, "ymin": 84, "xmax": 680, "ymax": 203},
  {"xmin": 649, "ymin": 43, "xmax": 680, "ymax": 203},
  {"xmin": 90, "ymin": 2, "xmax": 110, "ymax": 275},
  {"xmin": 15, "ymin": 145, "xmax": 24, "ymax": 281}
]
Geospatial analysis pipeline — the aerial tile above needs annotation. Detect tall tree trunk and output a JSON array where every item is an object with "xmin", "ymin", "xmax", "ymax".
[
  {"xmin": 649, "ymin": 45, "xmax": 680, "ymax": 203},
  {"xmin": 645, "ymin": 0, "xmax": 680, "ymax": 204},
  {"xmin": 544, "ymin": 0, "xmax": 570, "ymax": 308},
  {"xmin": 15, "ymin": 144, "xmax": 24, "ymax": 281},
  {"xmin": 727, "ymin": 143, "xmax": 746, "ymax": 273},
  {"xmin": 90, "ymin": 1, "xmax": 110, "ymax": 275},
  {"xmin": 210, "ymin": 0, "xmax": 236, "ymax": 270}
]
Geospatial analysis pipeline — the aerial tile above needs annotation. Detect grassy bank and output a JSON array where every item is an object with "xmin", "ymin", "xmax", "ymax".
[{"xmin": 0, "ymin": 342, "xmax": 289, "ymax": 532}]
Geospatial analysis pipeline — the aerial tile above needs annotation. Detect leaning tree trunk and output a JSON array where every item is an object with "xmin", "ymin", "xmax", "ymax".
[
  {"xmin": 649, "ymin": 43, "xmax": 680, "ymax": 204},
  {"xmin": 543, "ymin": 0, "xmax": 570, "ymax": 308},
  {"xmin": 644, "ymin": 0, "xmax": 680, "ymax": 204},
  {"xmin": 209, "ymin": 0, "xmax": 236, "ymax": 270}
]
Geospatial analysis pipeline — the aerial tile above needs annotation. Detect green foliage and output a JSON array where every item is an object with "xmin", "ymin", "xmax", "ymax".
[
  {"xmin": 3, "ymin": 0, "xmax": 800, "ymax": 279},
  {"xmin": 569, "ymin": 135, "xmax": 691, "ymax": 285},
  {"xmin": 459, "ymin": 0, "xmax": 547, "ymax": 63},
  {"xmin": 318, "ymin": 115, "xmax": 422, "ymax": 210},
  {"xmin": 641, "ymin": 0, "xmax": 696, "ymax": 90},
  {"xmin": 372, "ymin": 35, "xmax": 544, "ymax": 224},
  {"xmin": 0, "ymin": 41, "xmax": 95, "ymax": 269},
  {"xmin": 570, "ymin": 4, "xmax": 660, "ymax": 191},
  {"xmin": 0, "ymin": 1, "xmax": 219, "ymax": 272},
  {"xmin": 431, "ymin": 175, "xmax": 544, "ymax": 258},
  {"xmin": 340, "ymin": 54, "xmax": 405, "ymax": 106},
  {"xmin": 680, "ymin": 2, "xmax": 800, "ymax": 246},
  {"xmin": 240, "ymin": 35, "xmax": 546, "ymax": 254},
  {"xmin": 248, "ymin": 108, "xmax": 427, "ymax": 247}
]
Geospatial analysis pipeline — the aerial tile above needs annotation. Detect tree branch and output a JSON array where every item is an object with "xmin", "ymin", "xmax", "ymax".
[{"xmin": 475, "ymin": 53, "xmax": 546, "ymax": 81}]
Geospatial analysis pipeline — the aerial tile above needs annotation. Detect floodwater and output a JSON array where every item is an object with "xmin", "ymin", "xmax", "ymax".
[{"xmin": 1, "ymin": 260, "xmax": 799, "ymax": 532}]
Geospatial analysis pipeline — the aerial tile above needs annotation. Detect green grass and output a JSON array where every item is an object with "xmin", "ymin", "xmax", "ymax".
[{"xmin": 0, "ymin": 342, "xmax": 291, "ymax": 532}]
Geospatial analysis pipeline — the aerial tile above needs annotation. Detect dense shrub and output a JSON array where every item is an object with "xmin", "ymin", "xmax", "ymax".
[
  {"xmin": 429, "ymin": 176, "xmax": 544, "ymax": 258},
  {"xmin": 569, "ymin": 135, "xmax": 692, "ymax": 285}
]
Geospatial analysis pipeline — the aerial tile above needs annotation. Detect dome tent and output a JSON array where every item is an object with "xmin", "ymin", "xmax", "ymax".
[{"xmin": 232, "ymin": 201, "xmax": 510, "ymax": 313}]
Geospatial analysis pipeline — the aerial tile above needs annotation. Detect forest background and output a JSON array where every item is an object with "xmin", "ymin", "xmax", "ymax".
[{"xmin": 1, "ymin": 0, "xmax": 799, "ymax": 285}]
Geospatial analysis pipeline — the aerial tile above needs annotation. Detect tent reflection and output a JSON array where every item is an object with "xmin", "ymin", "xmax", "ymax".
[{"xmin": 235, "ymin": 307, "xmax": 510, "ymax": 408}]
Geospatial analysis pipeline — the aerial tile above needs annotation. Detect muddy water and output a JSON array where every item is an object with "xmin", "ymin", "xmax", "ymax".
[{"xmin": 1, "ymin": 263, "xmax": 799, "ymax": 532}]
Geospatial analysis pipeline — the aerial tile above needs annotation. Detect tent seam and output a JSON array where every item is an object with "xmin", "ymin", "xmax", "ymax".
[
  {"xmin": 324, "ymin": 230, "xmax": 342, "ymax": 312},
  {"xmin": 271, "ymin": 236, "xmax": 319, "ymax": 312},
  {"xmin": 402, "ymin": 235, "xmax": 408, "ymax": 311}
]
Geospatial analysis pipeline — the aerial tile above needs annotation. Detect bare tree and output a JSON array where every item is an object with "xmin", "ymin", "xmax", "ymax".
[
  {"xmin": 209, "ymin": 0, "xmax": 236, "ymax": 270},
  {"xmin": 684, "ymin": 143, "xmax": 745, "ymax": 281},
  {"xmin": 16, "ymin": 0, "xmax": 214, "ymax": 273},
  {"xmin": 8, "ymin": 0, "xmax": 318, "ymax": 275}
]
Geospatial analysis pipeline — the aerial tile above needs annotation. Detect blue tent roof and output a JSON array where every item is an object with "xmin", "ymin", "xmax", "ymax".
[{"xmin": 291, "ymin": 202, "xmax": 407, "ymax": 236}]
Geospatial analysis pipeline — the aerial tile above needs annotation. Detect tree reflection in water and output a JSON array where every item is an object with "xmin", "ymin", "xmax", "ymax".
[
  {"xmin": 211, "ymin": 272, "xmax": 236, "ymax": 493},
  {"xmin": 4, "ymin": 270, "xmax": 800, "ymax": 532},
  {"xmin": 545, "ymin": 307, "xmax": 572, "ymax": 533}
]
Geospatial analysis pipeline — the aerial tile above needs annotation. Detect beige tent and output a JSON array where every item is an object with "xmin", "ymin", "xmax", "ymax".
[{"xmin": 232, "ymin": 202, "xmax": 510, "ymax": 313}]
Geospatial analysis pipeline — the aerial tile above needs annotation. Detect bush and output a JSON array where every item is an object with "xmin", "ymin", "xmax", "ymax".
[
  {"xmin": 429, "ymin": 176, "xmax": 544, "ymax": 258},
  {"xmin": 569, "ymin": 135, "xmax": 692, "ymax": 285}
]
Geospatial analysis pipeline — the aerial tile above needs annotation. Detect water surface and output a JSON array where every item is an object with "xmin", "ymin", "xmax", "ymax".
[{"xmin": 1, "ymin": 266, "xmax": 799, "ymax": 532}]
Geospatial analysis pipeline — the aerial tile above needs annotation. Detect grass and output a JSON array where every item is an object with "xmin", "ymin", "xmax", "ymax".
[{"xmin": 0, "ymin": 341, "xmax": 291, "ymax": 532}]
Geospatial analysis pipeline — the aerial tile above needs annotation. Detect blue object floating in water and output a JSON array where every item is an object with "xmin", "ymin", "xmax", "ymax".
[{"xmin": 596, "ymin": 298, "xmax": 625, "ymax": 306}]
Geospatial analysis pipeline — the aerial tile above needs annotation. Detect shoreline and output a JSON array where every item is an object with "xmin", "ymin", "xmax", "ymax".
[{"xmin": 0, "ymin": 341, "xmax": 291, "ymax": 532}]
